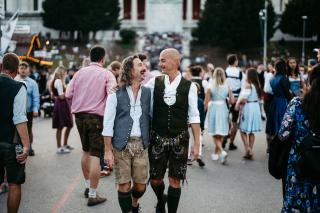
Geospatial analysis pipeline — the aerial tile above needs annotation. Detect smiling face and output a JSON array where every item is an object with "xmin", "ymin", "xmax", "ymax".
[
  {"xmin": 158, "ymin": 49, "xmax": 180, "ymax": 75},
  {"xmin": 131, "ymin": 58, "xmax": 146, "ymax": 83}
]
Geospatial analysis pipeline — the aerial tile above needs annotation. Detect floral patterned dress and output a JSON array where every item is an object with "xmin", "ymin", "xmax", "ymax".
[{"xmin": 278, "ymin": 97, "xmax": 320, "ymax": 212}]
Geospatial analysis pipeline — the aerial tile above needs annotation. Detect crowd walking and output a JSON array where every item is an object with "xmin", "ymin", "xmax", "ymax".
[{"xmin": 1, "ymin": 43, "xmax": 320, "ymax": 213}]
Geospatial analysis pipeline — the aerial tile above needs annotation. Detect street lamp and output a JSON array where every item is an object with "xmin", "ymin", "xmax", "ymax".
[
  {"xmin": 302, "ymin": 16, "xmax": 308, "ymax": 65},
  {"xmin": 259, "ymin": 1, "xmax": 268, "ymax": 69}
]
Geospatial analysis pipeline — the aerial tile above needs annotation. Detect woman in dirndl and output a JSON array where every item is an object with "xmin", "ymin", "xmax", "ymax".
[{"xmin": 51, "ymin": 66, "xmax": 73, "ymax": 154}]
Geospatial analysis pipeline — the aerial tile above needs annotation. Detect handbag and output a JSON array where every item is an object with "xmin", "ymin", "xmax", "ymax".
[
  {"xmin": 295, "ymin": 131, "xmax": 320, "ymax": 180},
  {"xmin": 268, "ymin": 136, "xmax": 291, "ymax": 180}
]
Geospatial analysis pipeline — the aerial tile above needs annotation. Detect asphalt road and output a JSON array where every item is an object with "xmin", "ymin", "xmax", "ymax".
[{"xmin": 0, "ymin": 117, "xmax": 282, "ymax": 213}]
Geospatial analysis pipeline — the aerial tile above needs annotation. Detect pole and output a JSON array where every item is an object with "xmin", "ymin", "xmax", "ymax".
[
  {"xmin": 302, "ymin": 16, "xmax": 307, "ymax": 65},
  {"xmin": 263, "ymin": 1, "xmax": 268, "ymax": 69}
]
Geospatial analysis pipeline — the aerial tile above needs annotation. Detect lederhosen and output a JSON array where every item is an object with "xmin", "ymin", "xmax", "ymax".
[{"xmin": 149, "ymin": 76, "xmax": 191, "ymax": 180}]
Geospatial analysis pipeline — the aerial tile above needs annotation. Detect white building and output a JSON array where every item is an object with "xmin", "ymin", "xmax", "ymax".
[{"xmin": 3, "ymin": 0, "xmax": 289, "ymax": 39}]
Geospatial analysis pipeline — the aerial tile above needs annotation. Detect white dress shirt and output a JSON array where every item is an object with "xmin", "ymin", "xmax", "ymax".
[
  {"xmin": 102, "ymin": 86, "xmax": 142, "ymax": 137},
  {"xmin": 145, "ymin": 73, "xmax": 200, "ymax": 124}
]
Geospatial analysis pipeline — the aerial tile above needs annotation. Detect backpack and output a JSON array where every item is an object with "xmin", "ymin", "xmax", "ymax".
[{"xmin": 295, "ymin": 131, "xmax": 320, "ymax": 180}]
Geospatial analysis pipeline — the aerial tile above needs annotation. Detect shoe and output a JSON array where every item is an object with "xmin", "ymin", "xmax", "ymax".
[
  {"xmin": 211, "ymin": 153, "xmax": 219, "ymax": 161},
  {"xmin": 84, "ymin": 188, "xmax": 89, "ymax": 198},
  {"xmin": 87, "ymin": 195, "xmax": 107, "ymax": 206},
  {"xmin": 220, "ymin": 151, "xmax": 228, "ymax": 164},
  {"xmin": 197, "ymin": 158, "xmax": 205, "ymax": 167},
  {"xmin": 132, "ymin": 203, "xmax": 141, "ymax": 213},
  {"xmin": 243, "ymin": 152, "xmax": 253, "ymax": 160},
  {"xmin": 29, "ymin": 149, "xmax": 35, "ymax": 156},
  {"xmin": 155, "ymin": 194, "xmax": 167, "ymax": 213},
  {"xmin": 100, "ymin": 170, "xmax": 110, "ymax": 178},
  {"xmin": 64, "ymin": 145, "xmax": 74, "ymax": 150},
  {"xmin": 0, "ymin": 184, "xmax": 9, "ymax": 195},
  {"xmin": 187, "ymin": 159, "xmax": 193, "ymax": 166},
  {"xmin": 56, "ymin": 147, "xmax": 70, "ymax": 154},
  {"xmin": 229, "ymin": 143, "xmax": 238, "ymax": 151},
  {"xmin": 222, "ymin": 137, "xmax": 228, "ymax": 149}
]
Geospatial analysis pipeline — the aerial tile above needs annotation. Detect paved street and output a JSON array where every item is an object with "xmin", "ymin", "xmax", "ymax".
[{"xmin": 0, "ymin": 117, "xmax": 282, "ymax": 213}]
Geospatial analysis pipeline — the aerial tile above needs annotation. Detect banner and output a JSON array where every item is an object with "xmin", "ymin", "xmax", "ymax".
[
  {"xmin": 0, "ymin": 0, "xmax": 4, "ymax": 20},
  {"xmin": 1, "ymin": 10, "xmax": 19, "ymax": 54}
]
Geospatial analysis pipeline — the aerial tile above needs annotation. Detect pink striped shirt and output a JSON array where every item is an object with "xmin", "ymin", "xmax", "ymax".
[{"xmin": 66, "ymin": 62, "xmax": 116, "ymax": 117}]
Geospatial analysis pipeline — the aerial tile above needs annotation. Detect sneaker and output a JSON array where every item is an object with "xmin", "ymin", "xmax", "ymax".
[
  {"xmin": 100, "ymin": 170, "xmax": 110, "ymax": 178},
  {"xmin": 155, "ymin": 194, "xmax": 167, "ymax": 213},
  {"xmin": 229, "ymin": 143, "xmax": 238, "ymax": 151},
  {"xmin": 64, "ymin": 145, "xmax": 74, "ymax": 150},
  {"xmin": 84, "ymin": 188, "xmax": 89, "ymax": 198},
  {"xmin": 87, "ymin": 195, "xmax": 107, "ymax": 206},
  {"xmin": 197, "ymin": 158, "xmax": 205, "ymax": 167},
  {"xmin": 56, "ymin": 147, "xmax": 70, "ymax": 154},
  {"xmin": 220, "ymin": 151, "xmax": 228, "ymax": 164},
  {"xmin": 29, "ymin": 149, "xmax": 35, "ymax": 156},
  {"xmin": 132, "ymin": 203, "xmax": 141, "ymax": 213},
  {"xmin": 211, "ymin": 153, "xmax": 219, "ymax": 161}
]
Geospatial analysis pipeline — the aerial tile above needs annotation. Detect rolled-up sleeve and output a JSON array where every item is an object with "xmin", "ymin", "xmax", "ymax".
[
  {"xmin": 66, "ymin": 77, "xmax": 75, "ymax": 99},
  {"xmin": 105, "ymin": 71, "xmax": 117, "ymax": 95},
  {"xmin": 188, "ymin": 82, "xmax": 200, "ymax": 123},
  {"xmin": 32, "ymin": 81, "xmax": 40, "ymax": 112},
  {"xmin": 13, "ymin": 86, "xmax": 28, "ymax": 125},
  {"xmin": 102, "ymin": 93, "xmax": 117, "ymax": 137}
]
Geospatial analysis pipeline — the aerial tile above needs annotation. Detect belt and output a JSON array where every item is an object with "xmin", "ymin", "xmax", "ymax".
[
  {"xmin": 129, "ymin": 136, "xmax": 142, "ymax": 141},
  {"xmin": 151, "ymin": 130, "xmax": 187, "ymax": 146},
  {"xmin": 247, "ymin": 100, "xmax": 258, "ymax": 103}
]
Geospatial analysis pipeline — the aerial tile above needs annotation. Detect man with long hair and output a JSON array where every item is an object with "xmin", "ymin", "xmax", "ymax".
[{"xmin": 103, "ymin": 55, "xmax": 150, "ymax": 213}]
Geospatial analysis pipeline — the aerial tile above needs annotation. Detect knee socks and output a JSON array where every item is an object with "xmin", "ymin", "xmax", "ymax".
[
  {"xmin": 118, "ymin": 190, "xmax": 132, "ymax": 213},
  {"xmin": 151, "ymin": 181, "xmax": 165, "ymax": 203},
  {"xmin": 167, "ymin": 186, "xmax": 181, "ymax": 213}
]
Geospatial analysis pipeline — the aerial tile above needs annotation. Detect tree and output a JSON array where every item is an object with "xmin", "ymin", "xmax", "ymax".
[
  {"xmin": 42, "ymin": 0, "xmax": 120, "ymax": 41},
  {"xmin": 193, "ymin": 0, "xmax": 276, "ymax": 49},
  {"xmin": 280, "ymin": 0, "xmax": 320, "ymax": 39}
]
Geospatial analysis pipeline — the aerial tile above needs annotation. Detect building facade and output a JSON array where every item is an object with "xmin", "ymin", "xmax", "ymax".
[{"xmin": 3, "ymin": 0, "xmax": 289, "ymax": 39}]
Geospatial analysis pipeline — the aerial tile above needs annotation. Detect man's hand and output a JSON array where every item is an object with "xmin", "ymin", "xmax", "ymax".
[
  {"xmin": 16, "ymin": 146, "xmax": 29, "ymax": 164},
  {"xmin": 191, "ymin": 144, "xmax": 200, "ymax": 161},
  {"xmin": 104, "ymin": 150, "xmax": 114, "ymax": 169},
  {"xmin": 33, "ymin": 112, "xmax": 39, "ymax": 117}
]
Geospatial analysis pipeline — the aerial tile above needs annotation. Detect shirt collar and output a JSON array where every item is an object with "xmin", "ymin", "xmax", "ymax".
[
  {"xmin": 164, "ymin": 72, "xmax": 182, "ymax": 87},
  {"xmin": 0, "ymin": 72, "xmax": 13, "ymax": 79},
  {"xmin": 89, "ymin": 62, "xmax": 103, "ymax": 67}
]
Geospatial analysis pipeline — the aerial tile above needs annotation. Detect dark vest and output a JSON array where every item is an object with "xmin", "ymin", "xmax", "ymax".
[
  {"xmin": 191, "ymin": 78, "xmax": 205, "ymax": 100},
  {"xmin": 152, "ymin": 76, "xmax": 191, "ymax": 138},
  {"xmin": 0, "ymin": 75, "xmax": 24, "ymax": 143},
  {"xmin": 112, "ymin": 86, "xmax": 151, "ymax": 151}
]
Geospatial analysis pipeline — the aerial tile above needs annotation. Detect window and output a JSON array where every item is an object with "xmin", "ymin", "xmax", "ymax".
[
  {"xmin": 123, "ymin": 0, "xmax": 131, "ymax": 20},
  {"xmin": 192, "ymin": 0, "xmax": 201, "ymax": 20},
  {"xmin": 137, "ymin": 0, "xmax": 145, "ymax": 20},
  {"xmin": 34, "ymin": 0, "xmax": 38, "ymax": 11}
]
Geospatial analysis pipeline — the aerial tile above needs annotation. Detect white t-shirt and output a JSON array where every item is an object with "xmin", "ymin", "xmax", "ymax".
[
  {"xmin": 54, "ymin": 79, "xmax": 64, "ymax": 96},
  {"xmin": 226, "ymin": 66, "xmax": 242, "ymax": 96},
  {"xmin": 264, "ymin": 72, "xmax": 274, "ymax": 94}
]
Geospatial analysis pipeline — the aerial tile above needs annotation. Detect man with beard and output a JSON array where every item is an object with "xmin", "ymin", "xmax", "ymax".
[{"xmin": 103, "ymin": 55, "xmax": 150, "ymax": 213}]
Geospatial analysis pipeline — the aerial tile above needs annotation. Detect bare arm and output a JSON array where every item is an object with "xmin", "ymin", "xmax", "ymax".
[
  {"xmin": 16, "ymin": 122, "xmax": 30, "ymax": 163},
  {"xmin": 228, "ymin": 87, "xmax": 235, "ymax": 104},
  {"xmin": 204, "ymin": 89, "xmax": 211, "ymax": 111},
  {"xmin": 190, "ymin": 123, "xmax": 200, "ymax": 161},
  {"xmin": 104, "ymin": 136, "xmax": 114, "ymax": 168}
]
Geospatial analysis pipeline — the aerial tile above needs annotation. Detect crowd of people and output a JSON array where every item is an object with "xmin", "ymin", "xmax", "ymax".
[{"xmin": 1, "ymin": 43, "xmax": 320, "ymax": 213}]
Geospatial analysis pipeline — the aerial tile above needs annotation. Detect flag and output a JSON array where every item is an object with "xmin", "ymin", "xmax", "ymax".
[{"xmin": 1, "ymin": 10, "xmax": 19, "ymax": 54}]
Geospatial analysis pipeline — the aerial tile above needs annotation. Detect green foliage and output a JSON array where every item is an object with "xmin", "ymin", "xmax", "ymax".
[
  {"xmin": 193, "ymin": 0, "xmax": 276, "ymax": 49},
  {"xmin": 119, "ymin": 29, "xmax": 136, "ymax": 44},
  {"xmin": 42, "ymin": 0, "xmax": 120, "ymax": 32},
  {"xmin": 280, "ymin": 0, "xmax": 320, "ymax": 38}
]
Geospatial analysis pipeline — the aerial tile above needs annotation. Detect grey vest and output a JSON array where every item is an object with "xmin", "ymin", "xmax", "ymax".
[{"xmin": 112, "ymin": 86, "xmax": 151, "ymax": 151}]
